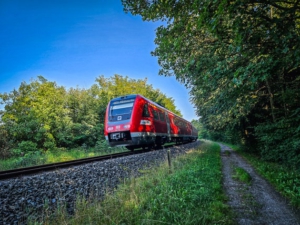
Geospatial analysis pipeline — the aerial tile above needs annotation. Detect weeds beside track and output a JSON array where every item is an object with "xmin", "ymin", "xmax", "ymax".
[{"xmin": 32, "ymin": 140, "xmax": 233, "ymax": 225}]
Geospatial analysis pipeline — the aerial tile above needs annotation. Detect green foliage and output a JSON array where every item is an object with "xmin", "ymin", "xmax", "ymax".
[
  {"xmin": 190, "ymin": 118, "xmax": 208, "ymax": 139},
  {"xmin": 12, "ymin": 151, "xmax": 46, "ymax": 169},
  {"xmin": 0, "ymin": 124, "xmax": 11, "ymax": 158},
  {"xmin": 16, "ymin": 141, "xmax": 39, "ymax": 155},
  {"xmin": 43, "ymin": 141, "xmax": 56, "ymax": 151},
  {"xmin": 95, "ymin": 140, "xmax": 116, "ymax": 153},
  {"xmin": 33, "ymin": 141, "xmax": 234, "ymax": 225},
  {"xmin": 0, "ymin": 145, "xmax": 127, "ymax": 171},
  {"xmin": 255, "ymin": 115, "xmax": 300, "ymax": 167},
  {"xmin": 232, "ymin": 167, "xmax": 252, "ymax": 184},
  {"xmin": 122, "ymin": 0, "xmax": 300, "ymax": 168},
  {"xmin": 0, "ymin": 76, "xmax": 69, "ymax": 152}
]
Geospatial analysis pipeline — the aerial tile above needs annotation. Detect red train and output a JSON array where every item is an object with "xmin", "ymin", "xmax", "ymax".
[{"xmin": 104, "ymin": 94, "xmax": 198, "ymax": 150}]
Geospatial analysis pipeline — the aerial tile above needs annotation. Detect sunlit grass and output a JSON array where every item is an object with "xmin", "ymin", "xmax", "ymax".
[
  {"xmin": 0, "ymin": 145, "xmax": 127, "ymax": 171},
  {"xmin": 32, "ymin": 140, "xmax": 234, "ymax": 225},
  {"xmin": 45, "ymin": 150, "xmax": 97, "ymax": 163}
]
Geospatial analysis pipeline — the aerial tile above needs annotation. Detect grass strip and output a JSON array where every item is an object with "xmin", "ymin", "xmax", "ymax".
[
  {"xmin": 232, "ymin": 167, "xmax": 252, "ymax": 184},
  {"xmin": 32, "ymin": 140, "xmax": 234, "ymax": 225},
  {"xmin": 0, "ymin": 146, "xmax": 127, "ymax": 171}
]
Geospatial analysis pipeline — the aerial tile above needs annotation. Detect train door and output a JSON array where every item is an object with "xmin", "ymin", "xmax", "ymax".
[{"xmin": 165, "ymin": 112, "xmax": 171, "ymax": 142}]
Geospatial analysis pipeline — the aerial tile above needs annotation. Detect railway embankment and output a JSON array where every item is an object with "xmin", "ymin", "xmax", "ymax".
[{"xmin": 0, "ymin": 141, "xmax": 200, "ymax": 225}]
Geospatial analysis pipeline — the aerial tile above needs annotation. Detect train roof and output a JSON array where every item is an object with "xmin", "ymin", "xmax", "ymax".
[
  {"xmin": 109, "ymin": 94, "xmax": 191, "ymax": 124},
  {"xmin": 109, "ymin": 94, "xmax": 137, "ymax": 101}
]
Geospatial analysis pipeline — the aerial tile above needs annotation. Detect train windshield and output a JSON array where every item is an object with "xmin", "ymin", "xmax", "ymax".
[{"xmin": 109, "ymin": 98, "xmax": 135, "ymax": 121}]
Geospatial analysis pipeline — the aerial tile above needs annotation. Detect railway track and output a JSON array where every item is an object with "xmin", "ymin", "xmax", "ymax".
[
  {"xmin": 0, "ymin": 141, "xmax": 198, "ymax": 225},
  {"xmin": 0, "ymin": 149, "xmax": 149, "ymax": 180},
  {"xmin": 0, "ymin": 141, "xmax": 183, "ymax": 180}
]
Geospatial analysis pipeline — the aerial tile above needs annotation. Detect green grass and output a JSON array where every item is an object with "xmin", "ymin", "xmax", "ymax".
[
  {"xmin": 232, "ymin": 167, "xmax": 252, "ymax": 184},
  {"xmin": 31, "ymin": 140, "xmax": 234, "ymax": 225},
  {"xmin": 0, "ymin": 145, "xmax": 127, "ymax": 171},
  {"xmin": 224, "ymin": 143, "xmax": 300, "ymax": 209},
  {"xmin": 0, "ymin": 142, "xmax": 178, "ymax": 171}
]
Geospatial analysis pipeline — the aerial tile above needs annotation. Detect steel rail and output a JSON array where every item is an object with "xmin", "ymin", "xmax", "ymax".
[
  {"xmin": 0, "ymin": 150, "xmax": 148, "ymax": 180},
  {"xmin": 0, "ymin": 142, "xmax": 183, "ymax": 180}
]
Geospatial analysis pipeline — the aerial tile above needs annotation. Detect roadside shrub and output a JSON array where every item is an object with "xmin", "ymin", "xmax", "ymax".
[
  {"xmin": 43, "ymin": 141, "xmax": 56, "ymax": 151},
  {"xmin": 95, "ymin": 140, "xmax": 110, "ymax": 152},
  {"xmin": 17, "ymin": 141, "xmax": 39, "ymax": 154},
  {"xmin": 13, "ymin": 151, "xmax": 46, "ymax": 168}
]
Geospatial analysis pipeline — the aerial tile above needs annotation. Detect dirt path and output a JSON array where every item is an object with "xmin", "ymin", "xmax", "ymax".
[{"xmin": 220, "ymin": 144, "xmax": 300, "ymax": 225}]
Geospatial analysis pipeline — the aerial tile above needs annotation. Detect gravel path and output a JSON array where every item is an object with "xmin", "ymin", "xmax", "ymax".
[{"xmin": 220, "ymin": 144, "xmax": 300, "ymax": 225}]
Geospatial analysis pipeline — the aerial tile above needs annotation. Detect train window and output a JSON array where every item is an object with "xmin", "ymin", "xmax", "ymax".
[
  {"xmin": 109, "ymin": 98, "xmax": 135, "ymax": 121},
  {"xmin": 173, "ymin": 117, "xmax": 179, "ymax": 126},
  {"xmin": 180, "ymin": 120, "xmax": 184, "ymax": 128},
  {"xmin": 110, "ymin": 103, "xmax": 133, "ymax": 116},
  {"xmin": 153, "ymin": 110, "xmax": 159, "ymax": 120},
  {"xmin": 142, "ymin": 104, "xmax": 150, "ymax": 117},
  {"xmin": 159, "ymin": 111, "xmax": 165, "ymax": 122},
  {"xmin": 178, "ymin": 120, "xmax": 182, "ymax": 127}
]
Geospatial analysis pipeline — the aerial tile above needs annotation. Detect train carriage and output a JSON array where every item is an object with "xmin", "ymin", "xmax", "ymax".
[{"xmin": 104, "ymin": 94, "xmax": 198, "ymax": 150}]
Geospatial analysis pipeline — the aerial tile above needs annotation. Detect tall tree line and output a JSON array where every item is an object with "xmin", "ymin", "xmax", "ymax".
[
  {"xmin": 122, "ymin": 0, "xmax": 300, "ymax": 168},
  {"xmin": 0, "ymin": 75, "xmax": 181, "ymax": 158}
]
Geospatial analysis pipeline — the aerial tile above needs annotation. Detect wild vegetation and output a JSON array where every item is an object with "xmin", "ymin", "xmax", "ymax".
[
  {"xmin": 30, "ymin": 140, "xmax": 233, "ymax": 225},
  {"xmin": 0, "ymin": 142, "xmax": 127, "ymax": 171},
  {"xmin": 0, "ymin": 75, "xmax": 181, "ymax": 162},
  {"xmin": 232, "ymin": 167, "xmax": 252, "ymax": 185},
  {"xmin": 122, "ymin": 0, "xmax": 300, "ymax": 169}
]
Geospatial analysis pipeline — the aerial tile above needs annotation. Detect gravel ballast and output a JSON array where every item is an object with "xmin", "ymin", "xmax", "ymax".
[{"xmin": 0, "ymin": 142, "xmax": 200, "ymax": 225}]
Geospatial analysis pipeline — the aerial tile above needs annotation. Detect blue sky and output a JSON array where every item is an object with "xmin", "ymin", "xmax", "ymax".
[{"xmin": 0, "ymin": 0, "xmax": 198, "ymax": 121}]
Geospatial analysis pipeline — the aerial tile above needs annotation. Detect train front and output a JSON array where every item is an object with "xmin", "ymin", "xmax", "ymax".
[{"xmin": 104, "ymin": 95, "xmax": 136, "ymax": 147}]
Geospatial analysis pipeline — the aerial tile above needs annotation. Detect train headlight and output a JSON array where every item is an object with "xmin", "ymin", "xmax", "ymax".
[
  {"xmin": 107, "ymin": 127, "xmax": 113, "ymax": 131},
  {"xmin": 124, "ymin": 124, "xmax": 130, "ymax": 129},
  {"xmin": 140, "ymin": 120, "xmax": 151, "ymax": 125}
]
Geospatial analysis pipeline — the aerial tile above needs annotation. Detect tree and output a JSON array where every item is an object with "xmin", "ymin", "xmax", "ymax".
[
  {"xmin": 0, "ymin": 76, "xmax": 70, "ymax": 151},
  {"xmin": 59, "ymin": 87, "xmax": 104, "ymax": 148},
  {"xmin": 122, "ymin": 0, "xmax": 300, "ymax": 167}
]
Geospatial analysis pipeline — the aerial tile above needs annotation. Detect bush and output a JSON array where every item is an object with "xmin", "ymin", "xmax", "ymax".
[
  {"xmin": 255, "ymin": 117, "xmax": 300, "ymax": 168},
  {"xmin": 0, "ymin": 126, "xmax": 12, "ymax": 159},
  {"xmin": 95, "ymin": 140, "xmax": 109, "ymax": 152},
  {"xmin": 43, "ymin": 141, "xmax": 56, "ymax": 151},
  {"xmin": 17, "ymin": 141, "xmax": 39, "ymax": 154},
  {"xmin": 13, "ymin": 151, "xmax": 46, "ymax": 168}
]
